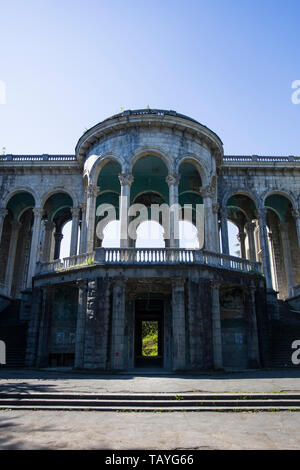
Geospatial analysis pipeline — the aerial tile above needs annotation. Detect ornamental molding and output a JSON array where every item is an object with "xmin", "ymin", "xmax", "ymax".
[
  {"xmin": 165, "ymin": 174, "xmax": 181, "ymax": 187},
  {"xmin": 118, "ymin": 173, "xmax": 134, "ymax": 186}
]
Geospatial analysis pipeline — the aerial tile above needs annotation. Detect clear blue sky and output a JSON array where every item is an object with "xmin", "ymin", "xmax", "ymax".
[{"xmin": 1, "ymin": 0, "xmax": 299, "ymax": 156}]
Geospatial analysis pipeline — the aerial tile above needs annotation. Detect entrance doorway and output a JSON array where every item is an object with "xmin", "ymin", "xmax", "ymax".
[{"xmin": 134, "ymin": 299, "xmax": 164, "ymax": 368}]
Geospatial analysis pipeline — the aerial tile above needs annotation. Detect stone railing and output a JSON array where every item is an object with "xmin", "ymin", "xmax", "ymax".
[
  {"xmin": 0, "ymin": 154, "xmax": 76, "ymax": 162},
  {"xmin": 36, "ymin": 248, "xmax": 262, "ymax": 276},
  {"xmin": 223, "ymin": 155, "xmax": 300, "ymax": 163},
  {"xmin": 36, "ymin": 252, "xmax": 95, "ymax": 275}
]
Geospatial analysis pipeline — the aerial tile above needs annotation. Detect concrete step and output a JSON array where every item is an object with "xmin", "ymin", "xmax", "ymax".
[{"xmin": 1, "ymin": 393, "xmax": 300, "ymax": 412}]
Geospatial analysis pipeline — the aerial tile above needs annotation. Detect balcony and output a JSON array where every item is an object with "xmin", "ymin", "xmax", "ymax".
[{"xmin": 35, "ymin": 248, "xmax": 262, "ymax": 276}]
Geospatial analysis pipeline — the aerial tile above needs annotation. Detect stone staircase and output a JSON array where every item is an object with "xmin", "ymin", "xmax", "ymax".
[
  {"xmin": 270, "ymin": 300, "xmax": 300, "ymax": 368},
  {"xmin": 0, "ymin": 392, "xmax": 299, "ymax": 411}
]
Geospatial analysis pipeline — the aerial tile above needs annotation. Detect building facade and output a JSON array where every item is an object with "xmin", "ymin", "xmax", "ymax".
[{"xmin": 0, "ymin": 109, "xmax": 299, "ymax": 371}]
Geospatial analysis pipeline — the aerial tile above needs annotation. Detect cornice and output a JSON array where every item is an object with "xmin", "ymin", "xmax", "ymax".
[{"xmin": 75, "ymin": 109, "xmax": 224, "ymax": 166}]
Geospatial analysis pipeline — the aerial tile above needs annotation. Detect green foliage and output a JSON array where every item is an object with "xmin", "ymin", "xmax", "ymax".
[{"xmin": 142, "ymin": 321, "xmax": 158, "ymax": 357}]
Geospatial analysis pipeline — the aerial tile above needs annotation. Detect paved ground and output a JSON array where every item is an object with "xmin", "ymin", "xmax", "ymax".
[
  {"xmin": 1, "ymin": 368, "xmax": 300, "ymax": 394},
  {"xmin": 1, "ymin": 368, "xmax": 300, "ymax": 450},
  {"xmin": 1, "ymin": 409, "xmax": 300, "ymax": 450}
]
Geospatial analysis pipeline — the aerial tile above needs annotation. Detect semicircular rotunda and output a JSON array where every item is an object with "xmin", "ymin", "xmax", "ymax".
[{"xmin": 0, "ymin": 109, "xmax": 300, "ymax": 371}]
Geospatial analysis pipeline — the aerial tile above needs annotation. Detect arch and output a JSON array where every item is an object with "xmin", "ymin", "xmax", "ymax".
[
  {"xmin": 177, "ymin": 154, "xmax": 209, "ymax": 187},
  {"xmin": 264, "ymin": 193, "xmax": 294, "ymax": 223},
  {"xmin": 41, "ymin": 188, "xmax": 75, "ymax": 208},
  {"xmin": 6, "ymin": 191, "xmax": 35, "ymax": 221},
  {"xmin": 222, "ymin": 189, "xmax": 259, "ymax": 211},
  {"xmin": 88, "ymin": 153, "xmax": 125, "ymax": 186},
  {"xmin": 262, "ymin": 190, "xmax": 297, "ymax": 212},
  {"xmin": 130, "ymin": 146, "xmax": 172, "ymax": 174},
  {"xmin": 4, "ymin": 187, "xmax": 37, "ymax": 208},
  {"xmin": 133, "ymin": 190, "xmax": 167, "ymax": 205}
]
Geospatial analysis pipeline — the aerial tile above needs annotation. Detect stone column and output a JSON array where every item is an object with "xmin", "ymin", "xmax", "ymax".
[
  {"xmin": 211, "ymin": 281, "xmax": 223, "ymax": 369},
  {"xmin": 237, "ymin": 227, "xmax": 246, "ymax": 259},
  {"xmin": 257, "ymin": 208, "xmax": 273, "ymax": 290},
  {"xmin": 53, "ymin": 230, "xmax": 63, "ymax": 260},
  {"xmin": 213, "ymin": 203, "xmax": 221, "ymax": 252},
  {"xmin": 79, "ymin": 202, "xmax": 86, "ymax": 254},
  {"xmin": 292, "ymin": 209, "xmax": 300, "ymax": 248},
  {"xmin": 119, "ymin": 173, "xmax": 134, "ymax": 248},
  {"xmin": 172, "ymin": 279, "xmax": 186, "ymax": 371},
  {"xmin": 267, "ymin": 231, "xmax": 279, "ymax": 292},
  {"xmin": 5, "ymin": 220, "xmax": 21, "ymax": 296},
  {"xmin": 246, "ymin": 286, "xmax": 260, "ymax": 368},
  {"xmin": 280, "ymin": 222, "xmax": 295, "ymax": 297},
  {"xmin": 74, "ymin": 279, "xmax": 87, "ymax": 369},
  {"xmin": 166, "ymin": 174, "xmax": 180, "ymax": 248},
  {"xmin": 27, "ymin": 208, "xmax": 43, "ymax": 288},
  {"xmin": 220, "ymin": 207, "xmax": 229, "ymax": 255},
  {"xmin": 42, "ymin": 220, "xmax": 55, "ymax": 261},
  {"xmin": 245, "ymin": 221, "xmax": 256, "ymax": 261},
  {"xmin": 200, "ymin": 185, "xmax": 217, "ymax": 252},
  {"xmin": 70, "ymin": 207, "xmax": 80, "ymax": 257},
  {"xmin": 85, "ymin": 184, "xmax": 98, "ymax": 253},
  {"xmin": 0, "ymin": 208, "xmax": 8, "ymax": 244},
  {"xmin": 111, "ymin": 279, "xmax": 126, "ymax": 370}
]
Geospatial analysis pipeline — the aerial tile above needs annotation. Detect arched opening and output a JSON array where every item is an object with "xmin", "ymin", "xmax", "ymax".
[
  {"xmin": 42, "ymin": 192, "xmax": 73, "ymax": 260},
  {"xmin": 135, "ymin": 221, "xmax": 165, "ymax": 248},
  {"xmin": 178, "ymin": 162, "xmax": 203, "ymax": 249},
  {"xmin": 226, "ymin": 193, "xmax": 258, "ymax": 261},
  {"xmin": 101, "ymin": 220, "xmax": 120, "ymax": 248},
  {"xmin": 1, "ymin": 192, "xmax": 35, "ymax": 297},
  {"xmin": 227, "ymin": 220, "xmax": 240, "ymax": 257},
  {"xmin": 264, "ymin": 194, "xmax": 299, "ymax": 298},
  {"xmin": 131, "ymin": 155, "xmax": 169, "ymax": 205},
  {"xmin": 179, "ymin": 221, "xmax": 199, "ymax": 249},
  {"xmin": 95, "ymin": 160, "xmax": 121, "ymax": 248}
]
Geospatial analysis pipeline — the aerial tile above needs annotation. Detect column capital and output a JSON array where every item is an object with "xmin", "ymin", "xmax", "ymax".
[
  {"xmin": 165, "ymin": 174, "xmax": 181, "ymax": 187},
  {"xmin": 118, "ymin": 173, "xmax": 134, "ymax": 186},
  {"xmin": 71, "ymin": 206, "xmax": 80, "ymax": 217},
  {"xmin": 86, "ymin": 184, "xmax": 98, "ymax": 198},
  {"xmin": 200, "ymin": 184, "xmax": 215, "ymax": 198},
  {"xmin": 33, "ymin": 207, "xmax": 44, "ymax": 218}
]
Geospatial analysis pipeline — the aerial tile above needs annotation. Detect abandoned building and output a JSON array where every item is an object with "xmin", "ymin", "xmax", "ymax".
[{"xmin": 0, "ymin": 108, "xmax": 300, "ymax": 371}]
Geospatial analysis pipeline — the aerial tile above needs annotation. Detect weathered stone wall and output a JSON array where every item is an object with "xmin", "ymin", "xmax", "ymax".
[
  {"xmin": 83, "ymin": 277, "xmax": 110, "ymax": 369},
  {"xmin": 187, "ymin": 278, "xmax": 213, "ymax": 370},
  {"xmin": 48, "ymin": 286, "xmax": 78, "ymax": 363},
  {"xmin": 220, "ymin": 287, "xmax": 248, "ymax": 369}
]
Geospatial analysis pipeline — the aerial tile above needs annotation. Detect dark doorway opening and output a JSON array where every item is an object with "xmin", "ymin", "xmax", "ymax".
[{"xmin": 134, "ymin": 299, "xmax": 164, "ymax": 368}]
